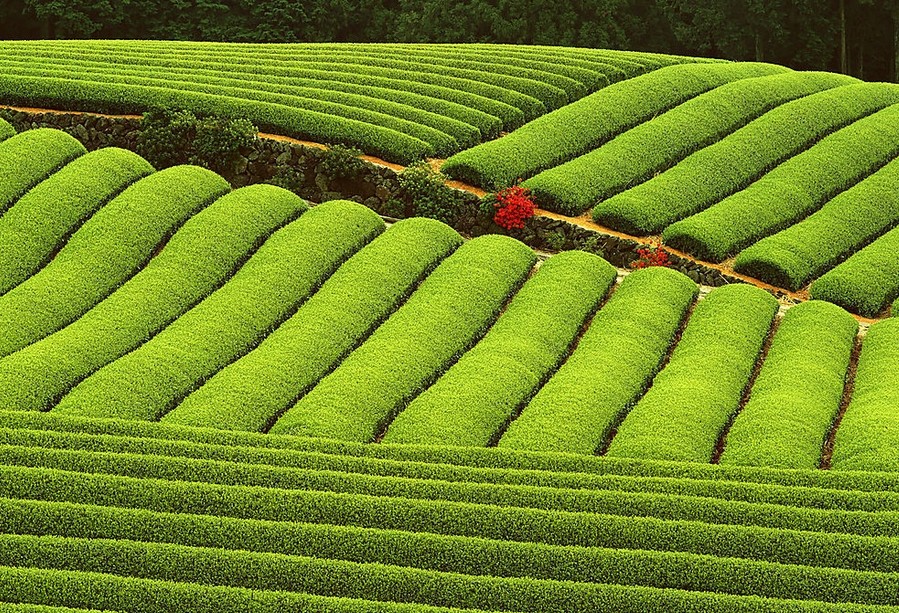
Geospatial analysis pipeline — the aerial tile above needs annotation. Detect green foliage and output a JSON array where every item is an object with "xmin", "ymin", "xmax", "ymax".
[
  {"xmin": 810, "ymin": 225, "xmax": 899, "ymax": 317},
  {"xmin": 664, "ymin": 103, "xmax": 899, "ymax": 262},
  {"xmin": 542, "ymin": 230, "xmax": 566, "ymax": 250},
  {"xmin": 0, "ymin": 73, "xmax": 433, "ymax": 164},
  {"xmin": 384, "ymin": 251, "xmax": 616, "ymax": 447},
  {"xmin": 164, "ymin": 218, "xmax": 462, "ymax": 432},
  {"xmin": 595, "ymin": 83, "xmax": 899, "ymax": 234},
  {"xmin": 607, "ymin": 283, "xmax": 779, "ymax": 463},
  {"xmin": 441, "ymin": 62, "xmax": 785, "ymax": 190},
  {"xmin": 53, "ymin": 201, "xmax": 383, "ymax": 422},
  {"xmin": 0, "ymin": 42, "xmax": 667, "ymax": 163},
  {"xmin": 0, "ymin": 128, "xmax": 85, "ymax": 216},
  {"xmin": 0, "ymin": 184, "xmax": 306, "ymax": 413},
  {"xmin": 5, "ymin": 457, "xmax": 899, "ymax": 576},
  {"xmin": 523, "ymin": 71, "xmax": 856, "ymax": 215},
  {"xmin": 832, "ymin": 318, "xmax": 899, "ymax": 471},
  {"xmin": 500, "ymin": 267, "xmax": 697, "ymax": 454},
  {"xmin": 0, "ymin": 147, "xmax": 153, "ymax": 296},
  {"xmin": 734, "ymin": 156, "xmax": 899, "ymax": 290},
  {"xmin": 398, "ymin": 162, "xmax": 462, "ymax": 225},
  {"xmin": 0, "ymin": 116, "xmax": 15, "ymax": 142},
  {"xmin": 0, "ymin": 165, "xmax": 229, "ymax": 359},
  {"xmin": 5, "ymin": 413, "xmax": 899, "ymax": 508},
  {"xmin": 136, "ymin": 108, "xmax": 256, "ymax": 174},
  {"xmin": 720, "ymin": 301, "xmax": 857, "ymax": 469},
  {"xmin": 317, "ymin": 144, "xmax": 366, "ymax": 180},
  {"xmin": 8, "ymin": 406, "xmax": 899, "ymax": 493},
  {"xmin": 269, "ymin": 235, "xmax": 537, "ymax": 442}
]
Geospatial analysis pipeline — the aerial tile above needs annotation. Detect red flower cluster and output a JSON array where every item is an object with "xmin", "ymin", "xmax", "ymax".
[
  {"xmin": 492, "ymin": 185, "xmax": 535, "ymax": 230},
  {"xmin": 631, "ymin": 241, "xmax": 670, "ymax": 269}
]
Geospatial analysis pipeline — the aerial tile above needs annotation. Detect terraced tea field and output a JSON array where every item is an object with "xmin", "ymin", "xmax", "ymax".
[
  {"xmin": 2, "ymin": 41, "xmax": 899, "ymax": 613},
  {"xmin": 445, "ymin": 64, "xmax": 899, "ymax": 316},
  {"xmin": 0, "ymin": 40, "xmax": 700, "ymax": 163}
]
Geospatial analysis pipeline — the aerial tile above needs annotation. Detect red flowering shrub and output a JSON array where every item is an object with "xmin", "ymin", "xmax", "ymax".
[
  {"xmin": 490, "ymin": 185, "xmax": 536, "ymax": 230},
  {"xmin": 631, "ymin": 241, "xmax": 670, "ymax": 269}
]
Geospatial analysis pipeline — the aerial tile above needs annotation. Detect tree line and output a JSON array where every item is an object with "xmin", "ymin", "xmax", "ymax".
[{"xmin": 2, "ymin": 0, "xmax": 897, "ymax": 82}]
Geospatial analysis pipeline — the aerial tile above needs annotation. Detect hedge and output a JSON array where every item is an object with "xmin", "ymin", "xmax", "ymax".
[
  {"xmin": 0, "ymin": 117, "xmax": 14, "ymax": 142},
  {"xmin": 5, "ymin": 494, "xmax": 899, "ymax": 609},
  {"xmin": 441, "ymin": 62, "xmax": 787, "ymax": 189},
  {"xmin": 0, "ymin": 75, "xmax": 433, "ymax": 164},
  {"xmin": 8, "ymin": 429, "xmax": 899, "ymax": 512},
  {"xmin": 5, "ymin": 426, "xmax": 899, "ymax": 514},
  {"xmin": 10, "ymin": 443, "xmax": 899, "ymax": 539},
  {"xmin": 0, "ymin": 148, "xmax": 153, "ymax": 296},
  {"xmin": 4, "ymin": 466, "xmax": 899, "ymax": 572},
  {"xmin": 524, "ymin": 71, "xmax": 855, "ymax": 215},
  {"xmin": 0, "ymin": 534, "xmax": 893, "ymax": 612},
  {"xmin": 0, "ymin": 165, "xmax": 229, "ymax": 358},
  {"xmin": 0, "ymin": 55, "xmax": 500, "ymax": 138},
  {"xmin": 719, "ymin": 301, "xmax": 857, "ymax": 469},
  {"xmin": 6, "ymin": 43, "xmax": 545, "ymax": 127},
  {"xmin": 269, "ymin": 235, "xmax": 536, "ymax": 441},
  {"xmin": 6, "ymin": 408, "xmax": 899, "ymax": 495},
  {"xmin": 383, "ymin": 251, "xmax": 616, "ymax": 447},
  {"xmin": 593, "ymin": 82, "xmax": 899, "ymax": 234},
  {"xmin": 0, "ymin": 184, "xmax": 305, "ymax": 413},
  {"xmin": 810, "ymin": 225, "xmax": 899, "ymax": 316},
  {"xmin": 663, "ymin": 102, "xmax": 899, "ymax": 262},
  {"xmin": 0, "ymin": 128, "xmax": 85, "ymax": 216},
  {"xmin": 1, "ymin": 495, "xmax": 899, "ymax": 608},
  {"xmin": 498, "ymin": 267, "xmax": 698, "ymax": 455},
  {"xmin": 0, "ymin": 566, "xmax": 498, "ymax": 613},
  {"xmin": 831, "ymin": 319, "xmax": 899, "ymax": 472},
  {"xmin": 0, "ymin": 605, "xmax": 118, "ymax": 613},
  {"xmin": 0, "ymin": 63, "xmax": 469, "ymax": 155},
  {"xmin": 164, "ymin": 218, "xmax": 462, "ymax": 432},
  {"xmin": 607, "ymin": 284, "xmax": 779, "ymax": 463},
  {"xmin": 894, "ymin": 297, "xmax": 898, "ymax": 317},
  {"xmin": 733, "ymin": 156, "xmax": 899, "ymax": 290},
  {"xmin": 52, "ymin": 200, "xmax": 383, "ymax": 422},
  {"xmin": 0, "ymin": 47, "xmax": 514, "ymax": 133}
]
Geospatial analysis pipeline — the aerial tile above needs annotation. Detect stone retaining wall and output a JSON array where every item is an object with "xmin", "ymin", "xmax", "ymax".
[{"xmin": 1, "ymin": 108, "xmax": 746, "ymax": 288}]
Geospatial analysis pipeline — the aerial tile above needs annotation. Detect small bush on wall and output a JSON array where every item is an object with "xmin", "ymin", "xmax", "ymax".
[{"xmin": 137, "ymin": 108, "xmax": 256, "ymax": 175}]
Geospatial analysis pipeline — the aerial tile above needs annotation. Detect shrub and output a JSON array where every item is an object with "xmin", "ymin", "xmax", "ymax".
[
  {"xmin": 269, "ymin": 235, "xmax": 536, "ymax": 442},
  {"xmin": 594, "ymin": 83, "xmax": 899, "ymax": 234},
  {"xmin": 500, "ymin": 267, "xmax": 697, "ymax": 454},
  {"xmin": 720, "ymin": 301, "xmax": 858, "ymax": 469},
  {"xmin": 383, "ymin": 251, "xmax": 616, "ymax": 447},
  {"xmin": 52, "ymin": 201, "xmax": 384, "ymax": 422},
  {"xmin": 0, "ymin": 165, "xmax": 230, "ymax": 359},
  {"xmin": 663, "ymin": 102, "xmax": 899, "ymax": 262},
  {"xmin": 398, "ymin": 162, "xmax": 461, "ymax": 225},
  {"xmin": 809, "ymin": 225, "xmax": 899, "ymax": 317},
  {"xmin": 317, "ymin": 144, "xmax": 366, "ymax": 180},
  {"xmin": 442, "ymin": 62, "xmax": 787, "ymax": 189},
  {"xmin": 0, "ymin": 128, "xmax": 86, "ymax": 216},
  {"xmin": 163, "ymin": 218, "xmax": 462, "ymax": 432},
  {"xmin": 607, "ymin": 283, "xmax": 779, "ymax": 463},
  {"xmin": 0, "ymin": 147, "xmax": 153, "ymax": 296},
  {"xmin": 733, "ymin": 155, "xmax": 899, "ymax": 290},
  {"xmin": 488, "ymin": 185, "xmax": 536, "ymax": 230},
  {"xmin": 523, "ymin": 71, "xmax": 855, "ymax": 215},
  {"xmin": 831, "ymin": 318, "xmax": 899, "ymax": 471},
  {"xmin": 0, "ymin": 184, "xmax": 306, "ymax": 413},
  {"xmin": 137, "ymin": 108, "xmax": 256, "ymax": 174}
]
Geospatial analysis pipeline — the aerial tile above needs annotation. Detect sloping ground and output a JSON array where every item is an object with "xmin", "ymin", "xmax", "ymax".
[
  {"xmin": 0, "ymin": 127, "xmax": 897, "ymax": 474},
  {"xmin": 445, "ymin": 66, "xmax": 899, "ymax": 316},
  {"xmin": 0, "ymin": 41, "xmax": 701, "ymax": 164},
  {"xmin": 2, "ymin": 410, "xmax": 899, "ymax": 611}
]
